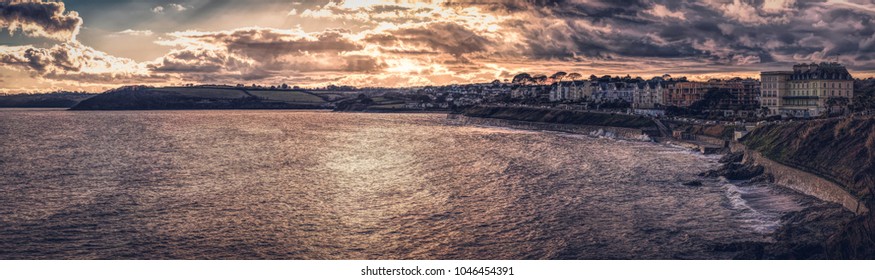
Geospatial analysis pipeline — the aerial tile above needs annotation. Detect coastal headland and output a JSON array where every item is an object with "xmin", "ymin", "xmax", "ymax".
[{"xmin": 69, "ymin": 86, "xmax": 332, "ymax": 110}]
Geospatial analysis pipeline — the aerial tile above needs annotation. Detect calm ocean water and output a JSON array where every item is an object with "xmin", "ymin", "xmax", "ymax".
[{"xmin": 0, "ymin": 109, "xmax": 836, "ymax": 259}]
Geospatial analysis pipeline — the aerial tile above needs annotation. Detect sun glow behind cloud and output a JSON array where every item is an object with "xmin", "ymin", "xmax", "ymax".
[{"xmin": 1, "ymin": 0, "xmax": 875, "ymax": 93}]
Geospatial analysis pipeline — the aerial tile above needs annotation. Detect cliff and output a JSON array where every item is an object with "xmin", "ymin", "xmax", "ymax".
[
  {"xmin": 461, "ymin": 106, "xmax": 657, "ymax": 130},
  {"xmin": 741, "ymin": 117, "xmax": 875, "ymax": 258}
]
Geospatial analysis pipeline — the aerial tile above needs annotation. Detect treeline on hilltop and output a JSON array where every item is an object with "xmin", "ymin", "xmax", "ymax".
[{"xmin": 507, "ymin": 72, "xmax": 687, "ymax": 85}]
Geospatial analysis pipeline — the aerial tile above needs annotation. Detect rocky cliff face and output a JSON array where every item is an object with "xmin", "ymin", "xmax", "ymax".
[{"xmin": 742, "ymin": 117, "xmax": 875, "ymax": 259}]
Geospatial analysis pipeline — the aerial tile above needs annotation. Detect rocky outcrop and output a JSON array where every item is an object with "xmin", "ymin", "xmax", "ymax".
[
  {"xmin": 698, "ymin": 153, "xmax": 764, "ymax": 180},
  {"xmin": 725, "ymin": 163, "xmax": 764, "ymax": 180}
]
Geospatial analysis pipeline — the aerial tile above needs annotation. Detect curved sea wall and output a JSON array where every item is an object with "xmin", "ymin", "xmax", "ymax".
[
  {"xmin": 741, "ymin": 118, "xmax": 875, "ymax": 207},
  {"xmin": 740, "ymin": 117, "xmax": 875, "ymax": 258},
  {"xmin": 732, "ymin": 143, "xmax": 867, "ymax": 214}
]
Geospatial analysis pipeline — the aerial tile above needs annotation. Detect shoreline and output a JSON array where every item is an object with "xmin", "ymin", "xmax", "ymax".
[
  {"xmin": 447, "ymin": 114, "xmax": 655, "ymax": 142},
  {"xmin": 449, "ymin": 113, "xmax": 859, "ymax": 259}
]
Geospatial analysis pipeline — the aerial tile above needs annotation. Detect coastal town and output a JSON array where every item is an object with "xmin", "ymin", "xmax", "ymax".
[
  {"xmin": 4, "ymin": 62, "xmax": 874, "ymax": 124},
  {"xmin": 370, "ymin": 62, "xmax": 863, "ymax": 120}
]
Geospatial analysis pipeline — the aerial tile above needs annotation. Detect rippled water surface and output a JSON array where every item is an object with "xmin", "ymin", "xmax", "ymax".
[{"xmin": 0, "ymin": 109, "xmax": 831, "ymax": 259}]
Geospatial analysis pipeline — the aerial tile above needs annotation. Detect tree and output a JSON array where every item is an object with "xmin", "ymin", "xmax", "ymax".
[
  {"xmin": 567, "ymin": 73, "xmax": 583, "ymax": 81},
  {"xmin": 357, "ymin": 94, "xmax": 373, "ymax": 105},
  {"xmin": 590, "ymin": 74, "xmax": 598, "ymax": 80},
  {"xmin": 549, "ymin": 71, "xmax": 567, "ymax": 83},
  {"xmin": 512, "ymin": 73, "xmax": 532, "ymax": 85},
  {"xmin": 690, "ymin": 88, "xmax": 732, "ymax": 110},
  {"xmin": 281, "ymin": 83, "xmax": 289, "ymax": 89},
  {"xmin": 533, "ymin": 74, "xmax": 548, "ymax": 85}
]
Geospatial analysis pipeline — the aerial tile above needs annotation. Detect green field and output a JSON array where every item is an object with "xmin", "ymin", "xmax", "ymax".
[
  {"xmin": 370, "ymin": 97, "xmax": 405, "ymax": 105},
  {"xmin": 370, "ymin": 104, "xmax": 408, "ymax": 109},
  {"xmin": 247, "ymin": 90, "xmax": 325, "ymax": 103},
  {"xmin": 148, "ymin": 87, "xmax": 249, "ymax": 99}
]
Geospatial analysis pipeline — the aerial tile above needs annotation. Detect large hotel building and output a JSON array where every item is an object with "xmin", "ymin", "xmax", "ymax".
[{"xmin": 761, "ymin": 63, "xmax": 854, "ymax": 117}]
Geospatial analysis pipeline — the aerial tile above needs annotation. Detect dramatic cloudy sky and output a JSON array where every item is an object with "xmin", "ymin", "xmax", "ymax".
[{"xmin": 1, "ymin": 0, "xmax": 875, "ymax": 92}]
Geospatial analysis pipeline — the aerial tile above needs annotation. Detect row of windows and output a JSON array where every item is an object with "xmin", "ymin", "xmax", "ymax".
[
  {"xmin": 763, "ymin": 81, "xmax": 851, "ymax": 89},
  {"xmin": 789, "ymin": 90, "xmax": 851, "ymax": 96},
  {"xmin": 783, "ymin": 100, "xmax": 819, "ymax": 106},
  {"xmin": 760, "ymin": 90, "xmax": 853, "ymax": 96},
  {"xmin": 762, "ymin": 91, "xmax": 779, "ymax": 97},
  {"xmin": 762, "ymin": 76, "xmax": 787, "ymax": 82},
  {"xmin": 791, "ymin": 82, "xmax": 847, "ymax": 89}
]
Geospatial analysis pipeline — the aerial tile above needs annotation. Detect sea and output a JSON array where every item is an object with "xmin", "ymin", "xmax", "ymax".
[{"xmin": 0, "ymin": 109, "xmax": 843, "ymax": 259}]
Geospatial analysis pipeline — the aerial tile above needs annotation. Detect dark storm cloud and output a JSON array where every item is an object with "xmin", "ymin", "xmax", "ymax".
[
  {"xmin": 151, "ymin": 27, "xmax": 385, "ymax": 78},
  {"xmin": 364, "ymin": 22, "xmax": 492, "ymax": 59},
  {"xmin": 451, "ymin": 0, "xmax": 875, "ymax": 70},
  {"xmin": 183, "ymin": 28, "xmax": 363, "ymax": 60},
  {"xmin": 0, "ymin": 1, "xmax": 82, "ymax": 41}
]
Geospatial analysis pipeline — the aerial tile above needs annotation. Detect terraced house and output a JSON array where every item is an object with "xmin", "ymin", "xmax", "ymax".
[
  {"xmin": 549, "ymin": 81, "xmax": 592, "ymax": 102},
  {"xmin": 631, "ymin": 82, "xmax": 664, "ymax": 109},
  {"xmin": 761, "ymin": 63, "xmax": 854, "ymax": 117}
]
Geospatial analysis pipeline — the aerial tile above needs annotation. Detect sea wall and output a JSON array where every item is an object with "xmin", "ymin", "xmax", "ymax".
[
  {"xmin": 738, "ymin": 117, "xmax": 875, "ymax": 258},
  {"xmin": 448, "ymin": 114, "xmax": 653, "ymax": 141},
  {"xmin": 741, "ymin": 118, "xmax": 875, "ymax": 202},
  {"xmin": 732, "ymin": 143, "xmax": 868, "ymax": 215}
]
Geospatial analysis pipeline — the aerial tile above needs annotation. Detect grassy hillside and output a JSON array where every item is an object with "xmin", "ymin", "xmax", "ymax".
[
  {"xmin": 146, "ymin": 87, "xmax": 249, "ymax": 99},
  {"xmin": 462, "ymin": 106, "xmax": 656, "ymax": 129},
  {"xmin": 742, "ymin": 117, "xmax": 875, "ymax": 200},
  {"xmin": 247, "ymin": 90, "xmax": 326, "ymax": 103},
  {"xmin": 72, "ymin": 87, "xmax": 330, "ymax": 110}
]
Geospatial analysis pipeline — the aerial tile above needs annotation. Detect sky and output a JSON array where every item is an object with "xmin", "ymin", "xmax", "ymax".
[{"xmin": 1, "ymin": 0, "xmax": 875, "ymax": 93}]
